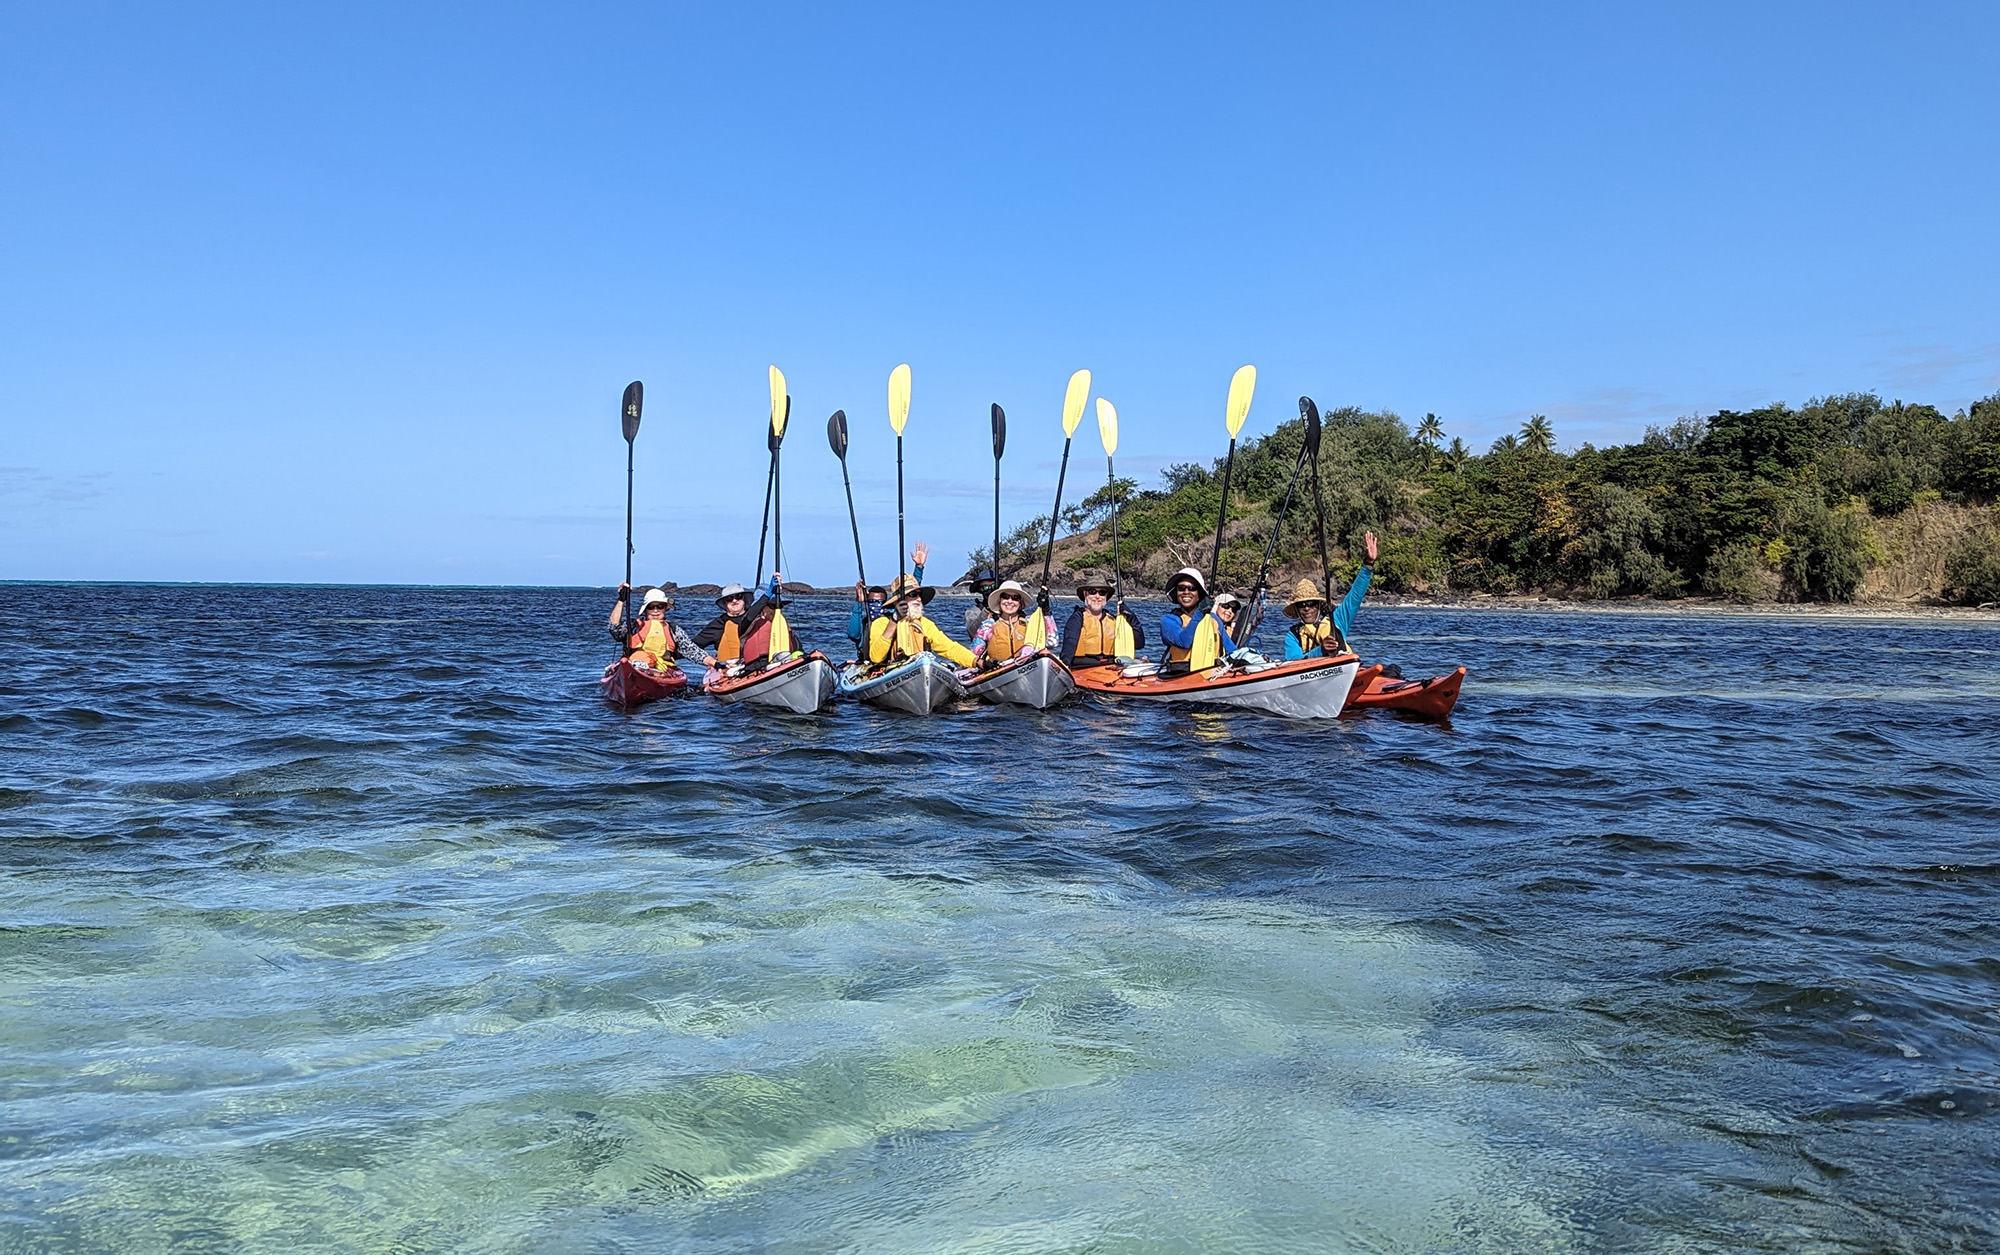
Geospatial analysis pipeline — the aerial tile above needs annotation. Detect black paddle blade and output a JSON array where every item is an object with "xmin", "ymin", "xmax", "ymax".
[
  {"xmin": 826, "ymin": 410, "xmax": 848, "ymax": 460},
  {"xmin": 1300, "ymin": 396, "xmax": 1322, "ymax": 457},
  {"xmin": 991, "ymin": 403, "xmax": 1007, "ymax": 461},
  {"xmin": 621, "ymin": 381, "xmax": 644, "ymax": 443}
]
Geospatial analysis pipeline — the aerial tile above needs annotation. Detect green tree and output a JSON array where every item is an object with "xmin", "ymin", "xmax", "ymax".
[{"xmin": 1520, "ymin": 414, "xmax": 1555, "ymax": 454}]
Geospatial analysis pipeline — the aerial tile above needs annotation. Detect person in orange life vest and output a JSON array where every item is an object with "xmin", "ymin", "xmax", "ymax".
[
  {"xmin": 734, "ymin": 582, "xmax": 808, "ymax": 670},
  {"xmin": 1283, "ymin": 530, "xmax": 1377, "ymax": 661},
  {"xmin": 1158, "ymin": 567, "xmax": 1234, "ymax": 676},
  {"xmin": 867, "ymin": 574, "xmax": 976, "ymax": 668},
  {"xmin": 971, "ymin": 580, "xmax": 1040, "ymax": 669},
  {"xmin": 694, "ymin": 574, "xmax": 780, "ymax": 668},
  {"xmin": 1059, "ymin": 580, "xmax": 1146, "ymax": 668},
  {"xmin": 608, "ymin": 585, "xmax": 700, "ymax": 669}
]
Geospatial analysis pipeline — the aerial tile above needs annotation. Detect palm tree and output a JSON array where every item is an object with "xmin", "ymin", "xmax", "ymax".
[
  {"xmin": 1416, "ymin": 413, "xmax": 1443, "ymax": 448},
  {"xmin": 1492, "ymin": 434, "xmax": 1520, "ymax": 454},
  {"xmin": 1443, "ymin": 437, "xmax": 1469, "ymax": 474},
  {"xmin": 1520, "ymin": 414, "xmax": 1555, "ymax": 454}
]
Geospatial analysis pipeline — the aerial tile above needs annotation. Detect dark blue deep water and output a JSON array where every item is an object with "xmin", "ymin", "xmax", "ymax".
[{"xmin": 2, "ymin": 583, "xmax": 1997, "ymax": 1253}]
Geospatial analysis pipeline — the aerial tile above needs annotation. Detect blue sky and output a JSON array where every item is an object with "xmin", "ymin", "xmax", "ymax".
[{"xmin": 5, "ymin": 2, "xmax": 1997, "ymax": 585}]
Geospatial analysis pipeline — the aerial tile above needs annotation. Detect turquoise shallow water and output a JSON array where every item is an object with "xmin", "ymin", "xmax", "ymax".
[{"xmin": 2, "ymin": 585, "xmax": 1998, "ymax": 1252}]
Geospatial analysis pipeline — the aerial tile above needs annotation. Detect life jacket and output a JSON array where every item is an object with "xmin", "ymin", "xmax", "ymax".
[
  {"xmin": 629, "ymin": 618, "xmax": 679, "ymax": 668},
  {"xmin": 1291, "ymin": 618, "xmax": 1344, "ymax": 656},
  {"xmin": 874, "ymin": 614, "xmax": 931, "ymax": 664},
  {"xmin": 1076, "ymin": 610, "xmax": 1136, "ymax": 660},
  {"xmin": 1023, "ymin": 607, "xmax": 1048, "ymax": 650},
  {"xmin": 716, "ymin": 618, "xmax": 743, "ymax": 663},
  {"xmin": 985, "ymin": 616, "xmax": 1029, "ymax": 667},
  {"xmin": 1165, "ymin": 610, "xmax": 1224, "ymax": 671},
  {"xmin": 740, "ymin": 609, "xmax": 792, "ymax": 663}
]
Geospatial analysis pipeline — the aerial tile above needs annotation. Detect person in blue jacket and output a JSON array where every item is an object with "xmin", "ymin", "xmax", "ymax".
[
  {"xmin": 1157, "ymin": 567, "xmax": 1236, "ymax": 676},
  {"xmin": 1283, "ymin": 531, "xmax": 1376, "ymax": 660},
  {"xmin": 846, "ymin": 543, "xmax": 928, "ymax": 654},
  {"xmin": 1058, "ymin": 579, "xmax": 1146, "ymax": 668}
]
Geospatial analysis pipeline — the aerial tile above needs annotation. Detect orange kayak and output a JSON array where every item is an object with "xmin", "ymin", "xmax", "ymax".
[
  {"xmin": 599, "ymin": 657, "xmax": 691, "ymax": 707},
  {"xmin": 1073, "ymin": 653, "xmax": 1359, "ymax": 719},
  {"xmin": 1344, "ymin": 664, "xmax": 1466, "ymax": 719}
]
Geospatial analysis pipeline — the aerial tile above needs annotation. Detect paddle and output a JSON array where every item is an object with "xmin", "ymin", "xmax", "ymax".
[
  {"xmin": 991, "ymin": 403, "xmax": 1007, "ymax": 583},
  {"xmin": 1040, "ymin": 369, "xmax": 1091, "ymax": 595},
  {"xmin": 1097, "ymin": 395, "xmax": 1122, "ymax": 612},
  {"xmin": 618, "ymin": 381, "xmax": 643, "ymax": 631},
  {"xmin": 754, "ymin": 366, "xmax": 789, "ymax": 593},
  {"xmin": 771, "ymin": 366, "xmax": 791, "ymax": 598},
  {"xmin": 827, "ymin": 410, "xmax": 867, "ymax": 589},
  {"xmin": 1241, "ymin": 395, "xmax": 1317, "ymax": 643},
  {"xmin": 1303, "ymin": 397, "xmax": 1335, "ymax": 615},
  {"xmin": 888, "ymin": 363, "xmax": 911, "ymax": 589},
  {"xmin": 1208, "ymin": 365, "xmax": 1256, "ymax": 595}
]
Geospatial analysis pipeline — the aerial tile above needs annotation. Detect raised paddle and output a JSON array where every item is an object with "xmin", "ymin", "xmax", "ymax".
[
  {"xmin": 827, "ymin": 410, "xmax": 867, "ymax": 589},
  {"xmin": 753, "ymin": 366, "xmax": 788, "ymax": 592},
  {"xmin": 888, "ymin": 363, "xmax": 911, "ymax": 588},
  {"xmin": 1302, "ymin": 397, "xmax": 1335, "ymax": 611},
  {"xmin": 991, "ymin": 403, "xmax": 1006, "ymax": 582},
  {"xmin": 1241, "ymin": 395, "xmax": 1318, "ymax": 643},
  {"xmin": 1096, "ymin": 395, "xmax": 1122, "ymax": 609},
  {"xmin": 619, "ymin": 380, "xmax": 643, "ymax": 632},
  {"xmin": 1208, "ymin": 365, "xmax": 1256, "ymax": 594},
  {"xmin": 1040, "ymin": 369, "xmax": 1090, "ymax": 595}
]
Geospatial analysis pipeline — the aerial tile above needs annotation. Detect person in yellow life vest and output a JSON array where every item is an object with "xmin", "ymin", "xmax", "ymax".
[
  {"xmin": 971, "ymin": 580, "xmax": 1042, "ymax": 669},
  {"xmin": 1059, "ymin": 579, "xmax": 1145, "ymax": 668},
  {"xmin": 694, "ymin": 574, "xmax": 781, "ymax": 668},
  {"xmin": 1158, "ymin": 567, "xmax": 1234, "ymax": 676},
  {"xmin": 867, "ymin": 574, "xmax": 976, "ymax": 669},
  {"xmin": 607, "ymin": 585, "xmax": 700, "ymax": 670}
]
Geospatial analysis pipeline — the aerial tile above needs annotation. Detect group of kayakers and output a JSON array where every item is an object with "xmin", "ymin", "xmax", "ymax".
[{"xmin": 605, "ymin": 529, "xmax": 1379, "ymax": 684}]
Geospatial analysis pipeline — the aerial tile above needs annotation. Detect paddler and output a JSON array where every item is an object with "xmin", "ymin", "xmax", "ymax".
[
  {"xmin": 694, "ymin": 573, "xmax": 782, "ymax": 669},
  {"xmin": 971, "ymin": 580, "xmax": 1040, "ymax": 669},
  {"xmin": 1282, "ymin": 530, "xmax": 1377, "ymax": 660},
  {"xmin": 608, "ymin": 585, "xmax": 700, "ymax": 670},
  {"xmin": 868, "ymin": 574, "xmax": 976, "ymax": 669},
  {"xmin": 1158, "ymin": 567, "xmax": 1234, "ymax": 677},
  {"xmin": 963, "ymin": 564, "xmax": 998, "ymax": 641},
  {"xmin": 846, "ymin": 543, "xmax": 929, "ymax": 651},
  {"xmin": 1059, "ymin": 579, "xmax": 1146, "ymax": 668},
  {"xmin": 1211, "ymin": 592, "xmax": 1244, "ymax": 652}
]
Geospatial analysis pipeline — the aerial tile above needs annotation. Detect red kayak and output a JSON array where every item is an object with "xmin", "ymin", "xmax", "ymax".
[
  {"xmin": 599, "ymin": 657, "xmax": 691, "ymax": 708},
  {"xmin": 1343, "ymin": 664, "xmax": 1466, "ymax": 719}
]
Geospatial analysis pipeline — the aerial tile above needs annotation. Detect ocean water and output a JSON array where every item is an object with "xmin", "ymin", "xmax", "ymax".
[{"xmin": 2, "ymin": 583, "xmax": 1997, "ymax": 1254}]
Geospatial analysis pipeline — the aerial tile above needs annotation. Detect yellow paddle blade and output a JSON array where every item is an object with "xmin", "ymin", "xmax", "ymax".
[
  {"xmin": 1096, "ymin": 397, "xmax": 1118, "ymax": 456},
  {"xmin": 1062, "ymin": 369, "xmax": 1090, "ymax": 437},
  {"xmin": 1225, "ymin": 364, "xmax": 1256, "ymax": 438},
  {"xmin": 888, "ymin": 363, "xmax": 911, "ymax": 436},
  {"xmin": 768, "ymin": 365, "xmax": 788, "ymax": 439}
]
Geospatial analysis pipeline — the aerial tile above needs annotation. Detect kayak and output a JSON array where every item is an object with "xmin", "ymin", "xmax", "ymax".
[
  {"xmin": 959, "ymin": 649, "xmax": 1075, "ymax": 709},
  {"xmin": 704, "ymin": 651, "xmax": 838, "ymax": 714},
  {"xmin": 838, "ymin": 652, "xmax": 966, "ymax": 715},
  {"xmin": 1073, "ymin": 653, "xmax": 1360, "ymax": 719},
  {"xmin": 600, "ymin": 657, "xmax": 691, "ymax": 707},
  {"xmin": 1344, "ymin": 664, "xmax": 1467, "ymax": 719}
]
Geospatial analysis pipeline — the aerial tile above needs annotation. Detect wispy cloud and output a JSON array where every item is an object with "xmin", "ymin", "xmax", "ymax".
[{"xmin": 0, "ymin": 467, "xmax": 114, "ymax": 505}]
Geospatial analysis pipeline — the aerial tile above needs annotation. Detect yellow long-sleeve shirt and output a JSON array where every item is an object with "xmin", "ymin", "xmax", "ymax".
[{"xmin": 868, "ymin": 614, "xmax": 976, "ymax": 667}]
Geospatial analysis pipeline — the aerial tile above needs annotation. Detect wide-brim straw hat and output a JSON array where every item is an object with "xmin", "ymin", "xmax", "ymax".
[
  {"xmin": 1165, "ymin": 567, "xmax": 1208, "ymax": 598},
  {"xmin": 714, "ymin": 582, "xmax": 751, "ymax": 606},
  {"xmin": 986, "ymin": 579, "xmax": 1033, "ymax": 613},
  {"xmin": 1284, "ymin": 577, "xmax": 1329, "ymax": 617},
  {"xmin": 640, "ymin": 588, "xmax": 673, "ymax": 611},
  {"xmin": 884, "ymin": 574, "xmax": 935, "ymax": 604}
]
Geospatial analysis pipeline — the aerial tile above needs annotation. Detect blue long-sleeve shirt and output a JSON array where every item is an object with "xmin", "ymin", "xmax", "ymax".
[
  {"xmin": 1159, "ymin": 607, "xmax": 1234, "ymax": 658},
  {"xmin": 846, "ymin": 562, "xmax": 923, "ymax": 644},
  {"xmin": 1283, "ymin": 565, "xmax": 1371, "ymax": 660}
]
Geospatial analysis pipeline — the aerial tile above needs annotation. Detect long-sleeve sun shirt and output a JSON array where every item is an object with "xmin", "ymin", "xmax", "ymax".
[{"xmin": 1283, "ymin": 565, "xmax": 1372, "ymax": 661}]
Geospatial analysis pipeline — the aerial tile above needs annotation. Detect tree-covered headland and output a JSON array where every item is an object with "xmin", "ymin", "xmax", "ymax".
[{"xmin": 970, "ymin": 392, "xmax": 2000, "ymax": 606}]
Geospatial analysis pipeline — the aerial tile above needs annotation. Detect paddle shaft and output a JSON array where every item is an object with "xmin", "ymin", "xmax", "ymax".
[
  {"xmin": 993, "ymin": 456, "xmax": 1002, "ymax": 581},
  {"xmin": 838, "ymin": 455, "xmax": 867, "ymax": 587},
  {"xmin": 1310, "ymin": 455, "xmax": 1335, "ymax": 604},
  {"xmin": 753, "ymin": 453, "xmax": 776, "ymax": 589},
  {"xmin": 1041, "ymin": 436, "xmax": 1072, "ymax": 591},
  {"xmin": 1208, "ymin": 438, "xmax": 1237, "ymax": 592},
  {"xmin": 1107, "ymin": 454, "xmax": 1122, "ymax": 609},
  {"xmin": 622, "ymin": 438, "xmax": 635, "ymax": 613},
  {"xmin": 773, "ymin": 443, "xmax": 783, "ymax": 589},
  {"xmin": 896, "ymin": 435, "xmax": 906, "ymax": 588},
  {"xmin": 1244, "ymin": 434, "xmax": 1314, "ymax": 640}
]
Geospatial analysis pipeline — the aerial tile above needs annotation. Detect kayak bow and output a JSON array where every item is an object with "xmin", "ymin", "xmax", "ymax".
[
  {"xmin": 600, "ymin": 657, "xmax": 691, "ymax": 708},
  {"xmin": 1073, "ymin": 653, "xmax": 1359, "ymax": 720},
  {"xmin": 704, "ymin": 651, "xmax": 838, "ymax": 714},
  {"xmin": 960, "ymin": 649, "xmax": 1075, "ymax": 709},
  {"xmin": 838, "ymin": 652, "xmax": 966, "ymax": 715},
  {"xmin": 1344, "ymin": 664, "xmax": 1466, "ymax": 720}
]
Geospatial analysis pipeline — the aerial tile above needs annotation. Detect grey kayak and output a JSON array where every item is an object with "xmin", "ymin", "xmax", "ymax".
[
  {"xmin": 705, "ymin": 652, "xmax": 837, "ymax": 714},
  {"xmin": 837, "ymin": 652, "xmax": 967, "ymax": 715},
  {"xmin": 961, "ymin": 651, "xmax": 1075, "ymax": 709}
]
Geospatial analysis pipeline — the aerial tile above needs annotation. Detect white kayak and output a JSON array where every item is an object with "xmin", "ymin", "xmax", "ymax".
[
  {"xmin": 837, "ymin": 652, "xmax": 966, "ymax": 715},
  {"xmin": 1072, "ymin": 654, "xmax": 1360, "ymax": 720},
  {"xmin": 704, "ymin": 651, "xmax": 838, "ymax": 714},
  {"xmin": 960, "ymin": 650, "xmax": 1075, "ymax": 710}
]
